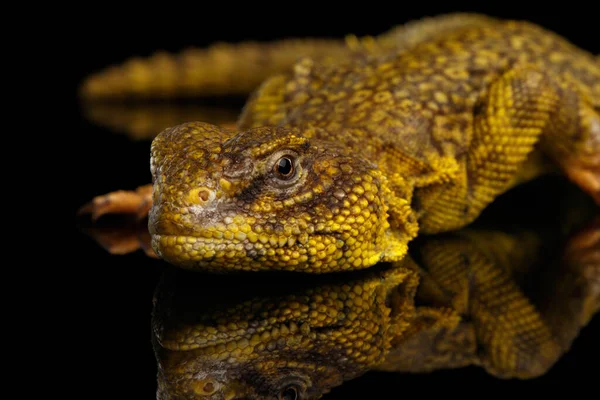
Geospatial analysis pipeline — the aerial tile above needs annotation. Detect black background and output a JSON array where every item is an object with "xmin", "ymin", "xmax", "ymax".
[{"xmin": 73, "ymin": 6, "xmax": 598, "ymax": 398}]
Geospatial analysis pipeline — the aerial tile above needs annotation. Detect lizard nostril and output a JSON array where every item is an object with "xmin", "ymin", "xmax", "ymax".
[
  {"xmin": 198, "ymin": 189, "xmax": 210, "ymax": 202},
  {"xmin": 185, "ymin": 187, "xmax": 215, "ymax": 205}
]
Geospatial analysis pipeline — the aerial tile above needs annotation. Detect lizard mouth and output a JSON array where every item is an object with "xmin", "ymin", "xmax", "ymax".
[
  {"xmin": 151, "ymin": 234, "xmax": 250, "ymax": 270},
  {"xmin": 151, "ymin": 232, "xmax": 313, "ymax": 272}
]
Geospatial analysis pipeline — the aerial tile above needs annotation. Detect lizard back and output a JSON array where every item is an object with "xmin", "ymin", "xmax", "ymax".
[{"xmin": 257, "ymin": 20, "xmax": 600, "ymax": 175}]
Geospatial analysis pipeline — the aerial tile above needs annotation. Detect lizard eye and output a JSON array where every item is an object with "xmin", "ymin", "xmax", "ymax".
[
  {"xmin": 279, "ymin": 385, "xmax": 299, "ymax": 400},
  {"xmin": 274, "ymin": 156, "xmax": 295, "ymax": 179}
]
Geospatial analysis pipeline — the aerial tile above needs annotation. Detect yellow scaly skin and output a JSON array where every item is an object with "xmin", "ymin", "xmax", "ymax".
[
  {"xmin": 80, "ymin": 14, "xmax": 495, "ymax": 99},
  {"xmin": 81, "ymin": 14, "xmax": 600, "ymax": 272}
]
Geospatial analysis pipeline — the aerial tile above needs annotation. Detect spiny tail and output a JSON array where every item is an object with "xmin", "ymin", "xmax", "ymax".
[
  {"xmin": 79, "ymin": 13, "xmax": 498, "ymax": 100},
  {"xmin": 79, "ymin": 39, "xmax": 353, "ymax": 99}
]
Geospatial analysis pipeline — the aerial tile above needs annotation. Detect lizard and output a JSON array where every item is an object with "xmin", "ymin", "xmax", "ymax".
[
  {"xmin": 151, "ymin": 188, "xmax": 599, "ymax": 399},
  {"xmin": 79, "ymin": 13, "xmax": 600, "ymax": 273}
]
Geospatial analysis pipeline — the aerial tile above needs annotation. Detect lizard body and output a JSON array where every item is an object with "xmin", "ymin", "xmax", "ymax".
[{"xmin": 81, "ymin": 14, "xmax": 600, "ymax": 272}]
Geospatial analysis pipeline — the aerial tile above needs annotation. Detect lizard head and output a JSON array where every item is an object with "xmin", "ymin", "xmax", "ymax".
[
  {"xmin": 153, "ymin": 265, "xmax": 418, "ymax": 399},
  {"xmin": 156, "ymin": 350, "xmax": 345, "ymax": 400},
  {"xmin": 149, "ymin": 122, "xmax": 415, "ymax": 273}
]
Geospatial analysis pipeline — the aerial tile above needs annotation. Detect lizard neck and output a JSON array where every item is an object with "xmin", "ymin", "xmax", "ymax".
[{"xmin": 306, "ymin": 124, "xmax": 422, "ymax": 265}]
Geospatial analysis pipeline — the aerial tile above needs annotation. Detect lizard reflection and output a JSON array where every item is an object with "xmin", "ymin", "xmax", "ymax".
[
  {"xmin": 82, "ymin": 101, "xmax": 240, "ymax": 140},
  {"xmin": 150, "ymin": 178, "xmax": 598, "ymax": 399}
]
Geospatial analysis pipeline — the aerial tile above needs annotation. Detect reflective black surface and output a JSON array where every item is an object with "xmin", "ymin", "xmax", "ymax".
[
  {"xmin": 75, "ymin": 175, "xmax": 599, "ymax": 398},
  {"xmin": 73, "ymin": 9, "xmax": 599, "ymax": 397}
]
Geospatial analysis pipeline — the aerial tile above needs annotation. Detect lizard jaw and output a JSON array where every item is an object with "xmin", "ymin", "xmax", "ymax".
[
  {"xmin": 151, "ymin": 231, "xmax": 316, "ymax": 272},
  {"xmin": 151, "ymin": 234, "xmax": 249, "ymax": 271}
]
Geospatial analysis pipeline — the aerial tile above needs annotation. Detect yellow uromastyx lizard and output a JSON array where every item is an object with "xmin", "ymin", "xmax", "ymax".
[{"xmin": 80, "ymin": 13, "xmax": 600, "ymax": 273}]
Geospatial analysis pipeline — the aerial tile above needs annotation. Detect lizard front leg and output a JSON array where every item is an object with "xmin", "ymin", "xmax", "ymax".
[{"xmin": 418, "ymin": 66, "xmax": 600, "ymax": 234}]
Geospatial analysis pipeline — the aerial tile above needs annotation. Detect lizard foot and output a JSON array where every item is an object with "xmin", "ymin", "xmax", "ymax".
[{"xmin": 78, "ymin": 185, "xmax": 153, "ymax": 220}]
